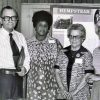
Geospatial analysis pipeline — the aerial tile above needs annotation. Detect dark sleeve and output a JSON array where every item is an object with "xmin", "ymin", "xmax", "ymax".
[
  {"xmin": 85, "ymin": 69, "xmax": 94, "ymax": 74},
  {"xmin": 54, "ymin": 65, "xmax": 60, "ymax": 69}
]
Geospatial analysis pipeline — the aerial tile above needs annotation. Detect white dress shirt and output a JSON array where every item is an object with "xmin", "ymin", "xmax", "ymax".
[{"xmin": 0, "ymin": 27, "xmax": 30, "ymax": 73}]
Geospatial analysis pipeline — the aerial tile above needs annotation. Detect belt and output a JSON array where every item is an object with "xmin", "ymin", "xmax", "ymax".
[{"xmin": 0, "ymin": 69, "xmax": 17, "ymax": 76}]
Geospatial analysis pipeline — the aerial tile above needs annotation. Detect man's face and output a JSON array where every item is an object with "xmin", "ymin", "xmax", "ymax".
[{"xmin": 1, "ymin": 9, "xmax": 18, "ymax": 32}]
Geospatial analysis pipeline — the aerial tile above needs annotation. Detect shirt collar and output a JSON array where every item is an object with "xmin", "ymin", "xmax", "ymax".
[
  {"xmin": 1, "ymin": 27, "xmax": 15, "ymax": 36},
  {"xmin": 35, "ymin": 34, "xmax": 48, "ymax": 43}
]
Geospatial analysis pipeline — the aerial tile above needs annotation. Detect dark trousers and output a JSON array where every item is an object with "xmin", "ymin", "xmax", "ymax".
[{"xmin": 0, "ymin": 73, "xmax": 23, "ymax": 100}]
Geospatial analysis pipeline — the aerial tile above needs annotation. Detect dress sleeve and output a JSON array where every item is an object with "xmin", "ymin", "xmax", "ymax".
[
  {"xmin": 54, "ymin": 39, "xmax": 64, "ymax": 69},
  {"xmin": 55, "ymin": 49, "xmax": 68, "ymax": 70},
  {"xmin": 84, "ymin": 51, "xmax": 94, "ymax": 74}
]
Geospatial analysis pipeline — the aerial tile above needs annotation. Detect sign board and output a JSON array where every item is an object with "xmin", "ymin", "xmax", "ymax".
[{"xmin": 51, "ymin": 4, "xmax": 100, "ymax": 53}]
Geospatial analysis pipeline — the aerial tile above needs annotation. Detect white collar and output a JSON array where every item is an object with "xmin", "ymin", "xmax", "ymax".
[{"xmin": 1, "ymin": 27, "xmax": 15, "ymax": 36}]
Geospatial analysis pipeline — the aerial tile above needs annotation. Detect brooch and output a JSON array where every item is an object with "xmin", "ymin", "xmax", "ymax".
[{"xmin": 76, "ymin": 53, "xmax": 81, "ymax": 58}]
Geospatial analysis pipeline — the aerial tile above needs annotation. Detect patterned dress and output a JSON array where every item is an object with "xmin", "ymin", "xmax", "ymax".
[
  {"xmin": 54, "ymin": 49, "xmax": 69, "ymax": 99},
  {"xmin": 58, "ymin": 46, "xmax": 94, "ymax": 100},
  {"xmin": 27, "ymin": 36, "xmax": 62, "ymax": 100}
]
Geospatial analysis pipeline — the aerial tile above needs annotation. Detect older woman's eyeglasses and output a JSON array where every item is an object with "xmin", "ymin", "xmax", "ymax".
[
  {"xmin": 2, "ymin": 16, "xmax": 18, "ymax": 21},
  {"xmin": 69, "ymin": 35, "xmax": 82, "ymax": 40}
]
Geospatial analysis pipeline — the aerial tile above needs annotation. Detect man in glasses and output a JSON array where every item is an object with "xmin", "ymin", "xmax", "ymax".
[{"xmin": 0, "ymin": 6, "xmax": 30, "ymax": 99}]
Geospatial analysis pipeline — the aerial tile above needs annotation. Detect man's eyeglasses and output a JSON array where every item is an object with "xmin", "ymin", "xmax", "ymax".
[
  {"xmin": 1, "ymin": 16, "xmax": 18, "ymax": 21},
  {"xmin": 69, "ymin": 35, "xmax": 82, "ymax": 40}
]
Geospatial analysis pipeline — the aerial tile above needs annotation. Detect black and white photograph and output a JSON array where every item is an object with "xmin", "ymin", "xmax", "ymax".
[{"xmin": 0, "ymin": 0, "xmax": 100, "ymax": 100}]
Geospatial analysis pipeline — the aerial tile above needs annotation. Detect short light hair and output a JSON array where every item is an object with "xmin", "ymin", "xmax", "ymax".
[
  {"xmin": 67, "ymin": 23, "xmax": 86, "ymax": 40},
  {"xmin": 0, "ymin": 6, "xmax": 18, "ymax": 18}
]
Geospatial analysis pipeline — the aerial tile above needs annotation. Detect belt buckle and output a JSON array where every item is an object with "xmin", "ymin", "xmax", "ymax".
[
  {"xmin": 4, "ymin": 69, "xmax": 16, "ymax": 75},
  {"xmin": 5, "ymin": 70, "xmax": 14, "ymax": 75}
]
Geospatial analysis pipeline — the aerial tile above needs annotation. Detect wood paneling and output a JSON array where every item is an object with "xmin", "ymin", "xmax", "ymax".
[
  {"xmin": 86, "ymin": 0, "xmax": 94, "ymax": 3},
  {"xmin": 74, "ymin": 0, "xmax": 82, "ymax": 3},
  {"xmin": 22, "ymin": 0, "xmax": 28, "ymax": 3},
  {"xmin": 22, "ymin": 0, "xmax": 72, "ymax": 3},
  {"xmin": 93, "ymin": 0, "xmax": 100, "ymax": 3},
  {"xmin": 21, "ymin": 0, "xmax": 100, "ymax": 3},
  {"xmin": 0, "ymin": 0, "xmax": 3, "ymax": 11}
]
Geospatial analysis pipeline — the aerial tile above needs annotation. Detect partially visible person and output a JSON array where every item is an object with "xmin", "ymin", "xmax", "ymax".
[
  {"xmin": 89, "ymin": 9, "xmax": 100, "ymax": 100},
  {"xmin": 0, "ymin": 6, "xmax": 30, "ymax": 100},
  {"xmin": 55, "ymin": 49, "xmax": 73, "ymax": 100},
  {"xmin": 56, "ymin": 24, "xmax": 94, "ymax": 100},
  {"xmin": 27, "ymin": 10, "xmax": 65, "ymax": 100}
]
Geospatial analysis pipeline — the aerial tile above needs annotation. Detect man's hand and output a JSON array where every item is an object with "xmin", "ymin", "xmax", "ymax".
[{"xmin": 17, "ymin": 66, "xmax": 27, "ymax": 76}]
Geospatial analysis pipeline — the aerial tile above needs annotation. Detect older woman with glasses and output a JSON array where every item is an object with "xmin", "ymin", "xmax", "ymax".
[{"xmin": 56, "ymin": 23, "xmax": 94, "ymax": 100}]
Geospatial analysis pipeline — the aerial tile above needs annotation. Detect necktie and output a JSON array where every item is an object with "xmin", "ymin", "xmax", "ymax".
[
  {"xmin": 9, "ymin": 33, "xmax": 20, "ymax": 71},
  {"xmin": 9, "ymin": 33, "xmax": 19, "ymax": 56}
]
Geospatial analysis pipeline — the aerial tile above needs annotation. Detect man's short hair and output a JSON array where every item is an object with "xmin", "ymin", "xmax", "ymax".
[{"xmin": 0, "ymin": 6, "xmax": 18, "ymax": 18}]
